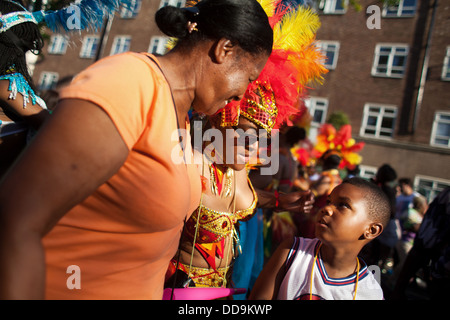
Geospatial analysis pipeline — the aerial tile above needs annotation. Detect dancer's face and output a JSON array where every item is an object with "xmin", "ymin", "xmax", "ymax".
[{"xmin": 218, "ymin": 117, "xmax": 260, "ymax": 171}]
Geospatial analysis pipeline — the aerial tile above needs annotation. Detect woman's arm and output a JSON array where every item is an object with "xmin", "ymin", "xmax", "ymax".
[
  {"xmin": 255, "ymin": 189, "xmax": 314, "ymax": 214},
  {"xmin": 0, "ymin": 98, "xmax": 129, "ymax": 299}
]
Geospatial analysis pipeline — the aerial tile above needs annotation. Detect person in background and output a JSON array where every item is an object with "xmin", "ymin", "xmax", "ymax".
[
  {"xmin": 392, "ymin": 187, "xmax": 450, "ymax": 300},
  {"xmin": 393, "ymin": 194, "xmax": 428, "ymax": 284},
  {"xmin": 276, "ymin": 126, "xmax": 307, "ymax": 194},
  {"xmin": 395, "ymin": 177, "xmax": 421, "ymax": 220},
  {"xmin": 0, "ymin": 0, "xmax": 273, "ymax": 299}
]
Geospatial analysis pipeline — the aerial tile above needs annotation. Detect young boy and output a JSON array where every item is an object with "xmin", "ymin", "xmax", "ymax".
[{"xmin": 249, "ymin": 177, "xmax": 390, "ymax": 300}]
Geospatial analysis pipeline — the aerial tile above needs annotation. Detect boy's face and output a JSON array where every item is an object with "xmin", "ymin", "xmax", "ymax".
[{"xmin": 315, "ymin": 183, "xmax": 372, "ymax": 244}]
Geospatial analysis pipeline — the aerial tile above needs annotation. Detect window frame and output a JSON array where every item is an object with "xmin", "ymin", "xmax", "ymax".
[
  {"xmin": 120, "ymin": 0, "xmax": 142, "ymax": 19},
  {"xmin": 148, "ymin": 36, "xmax": 169, "ymax": 55},
  {"xmin": 316, "ymin": 40, "xmax": 340, "ymax": 70},
  {"xmin": 358, "ymin": 165, "xmax": 378, "ymax": 180},
  {"xmin": 441, "ymin": 46, "xmax": 450, "ymax": 81},
  {"xmin": 414, "ymin": 175, "xmax": 450, "ymax": 204},
  {"xmin": 79, "ymin": 35, "xmax": 100, "ymax": 59},
  {"xmin": 382, "ymin": 0, "xmax": 417, "ymax": 18},
  {"xmin": 110, "ymin": 35, "xmax": 131, "ymax": 56},
  {"xmin": 305, "ymin": 96, "xmax": 329, "ymax": 126},
  {"xmin": 319, "ymin": 0, "xmax": 349, "ymax": 14},
  {"xmin": 38, "ymin": 71, "xmax": 59, "ymax": 91},
  {"xmin": 430, "ymin": 111, "xmax": 450, "ymax": 148},
  {"xmin": 360, "ymin": 103, "xmax": 397, "ymax": 140},
  {"xmin": 47, "ymin": 35, "xmax": 68, "ymax": 55},
  {"xmin": 372, "ymin": 43, "xmax": 409, "ymax": 78},
  {"xmin": 159, "ymin": 0, "xmax": 186, "ymax": 9}
]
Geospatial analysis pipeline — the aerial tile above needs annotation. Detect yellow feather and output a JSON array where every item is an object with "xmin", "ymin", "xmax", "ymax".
[
  {"xmin": 256, "ymin": 0, "xmax": 277, "ymax": 17},
  {"xmin": 273, "ymin": 6, "xmax": 321, "ymax": 52}
]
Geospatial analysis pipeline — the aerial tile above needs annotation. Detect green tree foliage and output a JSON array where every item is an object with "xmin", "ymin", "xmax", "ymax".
[{"xmin": 326, "ymin": 111, "xmax": 350, "ymax": 130}]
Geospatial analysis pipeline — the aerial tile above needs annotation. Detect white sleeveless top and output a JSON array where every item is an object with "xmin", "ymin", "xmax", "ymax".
[{"xmin": 277, "ymin": 237, "xmax": 384, "ymax": 300}]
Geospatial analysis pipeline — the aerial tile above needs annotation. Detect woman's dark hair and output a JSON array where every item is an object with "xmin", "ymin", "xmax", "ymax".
[
  {"xmin": 0, "ymin": 0, "xmax": 44, "ymax": 91},
  {"xmin": 155, "ymin": 0, "xmax": 273, "ymax": 56}
]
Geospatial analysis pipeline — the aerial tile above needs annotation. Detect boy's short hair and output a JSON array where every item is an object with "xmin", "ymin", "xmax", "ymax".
[{"xmin": 342, "ymin": 177, "xmax": 391, "ymax": 228}]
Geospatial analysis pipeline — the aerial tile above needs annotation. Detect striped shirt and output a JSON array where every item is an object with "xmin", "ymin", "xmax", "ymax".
[{"xmin": 278, "ymin": 237, "xmax": 384, "ymax": 300}]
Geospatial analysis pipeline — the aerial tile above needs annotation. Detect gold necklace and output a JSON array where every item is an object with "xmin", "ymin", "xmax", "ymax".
[
  {"xmin": 309, "ymin": 243, "xmax": 360, "ymax": 300},
  {"xmin": 209, "ymin": 163, "xmax": 233, "ymax": 198}
]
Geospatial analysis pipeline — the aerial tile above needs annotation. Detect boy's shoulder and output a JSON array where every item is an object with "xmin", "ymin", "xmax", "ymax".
[
  {"xmin": 290, "ymin": 237, "xmax": 320, "ymax": 252},
  {"xmin": 284, "ymin": 237, "xmax": 320, "ymax": 266}
]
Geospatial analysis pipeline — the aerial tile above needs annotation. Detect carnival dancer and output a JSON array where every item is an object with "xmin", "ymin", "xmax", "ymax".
[
  {"xmin": 166, "ymin": 1, "xmax": 327, "ymax": 293},
  {"xmin": 0, "ymin": 0, "xmax": 273, "ymax": 300},
  {"xmin": 0, "ymin": 0, "xmax": 49, "ymax": 177}
]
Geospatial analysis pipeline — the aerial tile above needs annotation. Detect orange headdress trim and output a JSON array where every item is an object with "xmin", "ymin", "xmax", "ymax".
[{"xmin": 219, "ymin": 2, "xmax": 328, "ymax": 134}]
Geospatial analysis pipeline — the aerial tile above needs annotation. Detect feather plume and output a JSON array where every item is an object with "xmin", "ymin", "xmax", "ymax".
[
  {"xmin": 256, "ymin": 0, "xmax": 283, "ymax": 18},
  {"xmin": 273, "ymin": 6, "xmax": 320, "ymax": 52}
]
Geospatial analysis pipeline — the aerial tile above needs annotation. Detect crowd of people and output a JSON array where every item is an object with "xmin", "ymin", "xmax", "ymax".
[{"xmin": 0, "ymin": 0, "xmax": 448, "ymax": 301}]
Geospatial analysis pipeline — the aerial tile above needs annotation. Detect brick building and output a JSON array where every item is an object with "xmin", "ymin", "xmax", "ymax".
[
  {"xmin": 31, "ymin": 0, "xmax": 450, "ymax": 201},
  {"xmin": 306, "ymin": 0, "xmax": 450, "ymax": 201}
]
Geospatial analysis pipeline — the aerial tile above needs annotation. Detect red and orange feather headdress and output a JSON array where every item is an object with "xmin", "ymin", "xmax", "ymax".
[{"xmin": 220, "ymin": 0, "xmax": 328, "ymax": 134}]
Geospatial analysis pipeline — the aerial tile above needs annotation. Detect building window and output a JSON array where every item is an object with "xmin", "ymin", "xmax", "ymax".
[
  {"xmin": 383, "ymin": 0, "xmax": 417, "ymax": 17},
  {"xmin": 360, "ymin": 103, "xmax": 397, "ymax": 139},
  {"xmin": 430, "ymin": 112, "xmax": 450, "ymax": 148},
  {"xmin": 38, "ymin": 72, "xmax": 59, "ymax": 90},
  {"xmin": 442, "ymin": 46, "xmax": 450, "ymax": 81},
  {"xmin": 159, "ymin": 0, "xmax": 185, "ymax": 9},
  {"xmin": 120, "ymin": 0, "xmax": 142, "ymax": 19},
  {"xmin": 317, "ymin": 41, "xmax": 340, "ymax": 70},
  {"xmin": 48, "ymin": 35, "xmax": 68, "ymax": 55},
  {"xmin": 110, "ymin": 36, "xmax": 131, "ymax": 55},
  {"xmin": 359, "ymin": 165, "xmax": 377, "ymax": 180},
  {"xmin": 316, "ymin": 0, "xmax": 349, "ymax": 14},
  {"xmin": 305, "ymin": 97, "xmax": 328, "ymax": 126},
  {"xmin": 415, "ymin": 176, "xmax": 450, "ymax": 204},
  {"xmin": 372, "ymin": 44, "xmax": 408, "ymax": 78},
  {"xmin": 148, "ymin": 36, "xmax": 169, "ymax": 55},
  {"xmin": 80, "ymin": 35, "xmax": 100, "ymax": 59}
]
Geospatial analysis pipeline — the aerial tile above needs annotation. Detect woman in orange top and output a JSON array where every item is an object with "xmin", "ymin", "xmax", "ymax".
[{"xmin": 0, "ymin": 0, "xmax": 272, "ymax": 300}]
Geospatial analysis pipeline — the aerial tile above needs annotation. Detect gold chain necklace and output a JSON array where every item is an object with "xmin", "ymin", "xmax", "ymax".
[
  {"xmin": 309, "ymin": 243, "xmax": 360, "ymax": 300},
  {"xmin": 209, "ymin": 163, "xmax": 233, "ymax": 198}
]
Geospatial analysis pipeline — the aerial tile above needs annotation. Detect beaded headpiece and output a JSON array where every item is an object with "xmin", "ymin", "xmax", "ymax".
[
  {"xmin": 0, "ymin": 8, "xmax": 37, "ymax": 33},
  {"xmin": 220, "ymin": 0, "xmax": 328, "ymax": 135}
]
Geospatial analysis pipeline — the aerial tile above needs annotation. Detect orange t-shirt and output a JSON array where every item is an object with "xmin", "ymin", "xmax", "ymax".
[{"xmin": 42, "ymin": 52, "xmax": 201, "ymax": 299}]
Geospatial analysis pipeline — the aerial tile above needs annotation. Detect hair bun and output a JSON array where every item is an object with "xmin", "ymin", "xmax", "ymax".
[{"xmin": 155, "ymin": 6, "xmax": 190, "ymax": 38}]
